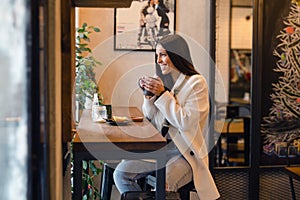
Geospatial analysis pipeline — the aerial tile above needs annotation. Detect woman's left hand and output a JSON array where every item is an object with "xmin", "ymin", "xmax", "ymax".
[{"xmin": 142, "ymin": 76, "xmax": 165, "ymax": 96}]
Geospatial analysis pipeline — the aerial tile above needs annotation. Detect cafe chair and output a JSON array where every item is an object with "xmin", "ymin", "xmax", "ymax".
[
  {"xmin": 221, "ymin": 105, "xmax": 250, "ymax": 166},
  {"xmin": 120, "ymin": 191, "xmax": 155, "ymax": 200},
  {"xmin": 142, "ymin": 174, "xmax": 195, "ymax": 200},
  {"xmin": 284, "ymin": 138, "xmax": 300, "ymax": 200},
  {"xmin": 100, "ymin": 162, "xmax": 152, "ymax": 200},
  {"xmin": 100, "ymin": 163, "xmax": 115, "ymax": 200},
  {"xmin": 100, "ymin": 164, "xmax": 192, "ymax": 199},
  {"xmin": 223, "ymin": 117, "xmax": 245, "ymax": 166},
  {"xmin": 285, "ymin": 166, "xmax": 300, "ymax": 200},
  {"xmin": 224, "ymin": 116, "xmax": 250, "ymax": 166},
  {"xmin": 121, "ymin": 190, "xmax": 185, "ymax": 200},
  {"xmin": 177, "ymin": 180, "xmax": 196, "ymax": 200}
]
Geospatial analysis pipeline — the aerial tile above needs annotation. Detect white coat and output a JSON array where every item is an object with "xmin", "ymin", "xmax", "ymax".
[{"xmin": 142, "ymin": 73, "xmax": 220, "ymax": 200}]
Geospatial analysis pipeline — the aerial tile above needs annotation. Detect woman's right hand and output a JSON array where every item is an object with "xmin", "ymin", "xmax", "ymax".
[
  {"xmin": 138, "ymin": 77, "xmax": 146, "ymax": 90},
  {"xmin": 142, "ymin": 76, "xmax": 165, "ymax": 97}
]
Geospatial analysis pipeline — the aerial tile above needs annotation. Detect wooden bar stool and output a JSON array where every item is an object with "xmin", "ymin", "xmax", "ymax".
[
  {"xmin": 120, "ymin": 191, "xmax": 155, "ymax": 200},
  {"xmin": 144, "ymin": 174, "xmax": 195, "ymax": 200},
  {"xmin": 285, "ymin": 166, "xmax": 300, "ymax": 200},
  {"xmin": 100, "ymin": 163, "xmax": 115, "ymax": 200},
  {"xmin": 284, "ymin": 136, "xmax": 300, "ymax": 200},
  {"xmin": 100, "ymin": 162, "xmax": 152, "ymax": 200}
]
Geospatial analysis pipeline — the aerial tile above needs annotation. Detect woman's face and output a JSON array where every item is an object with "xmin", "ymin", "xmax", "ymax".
[
  {"xmin": 150, "ymin": 0, "xmax": 155, "ymax": 5},
  {"xmin": 156, "ymin": 44, "xmax": 177, "ymax": 75}
]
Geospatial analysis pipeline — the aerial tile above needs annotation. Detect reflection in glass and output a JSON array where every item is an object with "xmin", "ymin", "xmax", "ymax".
[{"xmin": 214, "ymin": 0, "xmax": 252, "ymax": 168}]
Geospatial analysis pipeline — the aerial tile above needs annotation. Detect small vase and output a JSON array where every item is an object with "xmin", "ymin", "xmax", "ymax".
[{"xmin": 84, "ymin": 97, "xmax": 92, "ymax": 109}]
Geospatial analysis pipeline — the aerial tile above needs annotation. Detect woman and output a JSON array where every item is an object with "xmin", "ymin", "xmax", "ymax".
[
  {"xmin": 113, "ymin": 34, "xmax": 220, "ymax": 200},
  {"xmin": 154, "ymin": 0, "xmax": 170, "ymax": 36},
  {"xmin": 137, "ymin": 0, "xmax": 155, "ymax": 46}
]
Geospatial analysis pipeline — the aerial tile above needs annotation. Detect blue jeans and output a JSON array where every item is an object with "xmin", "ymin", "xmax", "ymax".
[{"xmin": 113, "ymin": 155, "xmax": 193, "ymax": 194}]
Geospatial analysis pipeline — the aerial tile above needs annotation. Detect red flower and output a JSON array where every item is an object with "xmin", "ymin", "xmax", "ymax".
[
  {"xmin": 286, "ymin": 26, "xmax": 294, "ymax": 34},
  {"xmin": 296, "ymin": 98, "xmax": 300, "ymax": 103}
]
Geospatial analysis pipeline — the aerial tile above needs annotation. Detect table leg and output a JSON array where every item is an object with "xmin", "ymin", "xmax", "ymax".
[
  {"xmin": 156, "ymin": 158, "xmax": 166, "ymax": 200},
  {"xmin": 217, "ymin": 137, "xmax": 223, "ymax": 166},
  {"xmin": 72, "ymin": 154, "xmax": 82, "ymax": 200},
  {"xmin": 243, "ymin": 116, "xmax": 250, "ymax": 165}
]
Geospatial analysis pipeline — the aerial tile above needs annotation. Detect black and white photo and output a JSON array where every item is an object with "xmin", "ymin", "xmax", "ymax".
[{"xmin": 114, "ymin": 0, "xmax": 176, "ymax": 51}]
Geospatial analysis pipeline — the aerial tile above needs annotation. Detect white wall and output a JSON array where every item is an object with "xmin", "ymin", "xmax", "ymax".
[
  {"xmin": 78, "ymin": 0, "xmax": 213, "ymax": 109},
  {"xmin": 215, "ymin": 0, "xmax": 253, "ymax": 103},
  {"xmin": 215, "ymin": 0, "xmax": 230, "ymax": 103},
  {"xmin": 231, "ymin": 7, "xmax": 253, "ymax": 49}
]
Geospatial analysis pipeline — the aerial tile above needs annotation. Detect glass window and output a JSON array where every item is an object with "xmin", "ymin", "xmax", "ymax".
[{"xmin": 0, "ymin": 0, "xmax": 28, "ymax": 199}]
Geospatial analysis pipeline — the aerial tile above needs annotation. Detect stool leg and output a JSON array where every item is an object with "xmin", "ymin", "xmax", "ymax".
[
  {"xmin": 179, "ymin": 190, "xmax": 190, "ymax": 200},
  {"xmin": 289, "ymin": 176, "xmax": 296, "ymax": 200},
  {"xmin": 100, "ymin": 164, "xmax": 115, "ymax": 200}
]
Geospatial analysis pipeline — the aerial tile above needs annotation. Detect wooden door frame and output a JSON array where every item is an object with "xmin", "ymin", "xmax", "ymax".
[
  {"xmin": 61, "ymin": 0, "xmax": 75, "ymax": 143},
  {"xmin": 60, "ymin": 0, "xmax": 134, "ymax": 143}
]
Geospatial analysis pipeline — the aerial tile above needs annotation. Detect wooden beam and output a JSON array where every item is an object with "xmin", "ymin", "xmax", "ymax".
[
  {"xmin": 72, "ymin": 0, "xmax": 133, "ymax": 8},
  {"xmin": 61, "ymin": 0, "xmax": 75, "ymax": 142},
  {"xmin": 61, "ymin": 0, "xmax": 133, "ymax": 143}
]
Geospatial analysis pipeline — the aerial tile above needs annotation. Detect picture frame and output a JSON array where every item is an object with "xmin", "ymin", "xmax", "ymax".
[
  {"xmin": 114, "ymin": 0, "xmax": 176, "ymax": 51},
  {"xmin": 229, "ymin": 49, "xmax": 251, "ymax": 100}
]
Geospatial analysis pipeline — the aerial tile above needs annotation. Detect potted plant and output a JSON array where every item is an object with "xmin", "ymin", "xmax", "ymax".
[
  {"xmin": 75, "ymin": 22, "xmax": 102, "ymax": 110},
  {"xmin": 74, "ymin": 23, "xmax": 103, "ymax": 200}
]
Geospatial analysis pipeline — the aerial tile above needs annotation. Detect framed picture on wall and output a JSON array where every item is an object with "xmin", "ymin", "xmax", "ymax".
[
  {"xmin": 229, "ymin": 49, "xmax": 251, "ymax": 101},
  {"xmin": 114, "ymin": 0, "xmax": 176, "ymax": 51}
]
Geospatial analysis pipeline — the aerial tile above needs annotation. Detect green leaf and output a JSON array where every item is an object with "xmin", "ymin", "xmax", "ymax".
[
  {"xmin": 82, "ymin": 22, "xmax": 87, "ymax": 29},
  {"xmin": 90, "ymin": 162, "xmax": 97, "ymax": 172},
  {"xmin": 87, "ymin": 177, "xmax": 93, "ymax": 185},
  {"xmin": 94, "ymin": 27, "xmax": 100, "ymax": 32},
  {"xmin": 96, "ymin": 168, "xmax": 102, "ymax": 174},
  {"xmin": 82, "ymin": 160, "xmax": 88, "ymax": 170},
  {"xmin": 88, "ymin": 187, "xmax": 93, "ymax": 197},
  {"xmin": 77, "ymin": 28, "xmax": 84, "ymax": 33}
]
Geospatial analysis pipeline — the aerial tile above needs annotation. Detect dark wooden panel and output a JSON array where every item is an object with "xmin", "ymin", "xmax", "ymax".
[
  {"xmin": 72, "ymin": 0, "xmax": 133, "ymax": 8},
  {"xmin": 61, "ymin": 0, "xmax": 75, "ymax": 142}
]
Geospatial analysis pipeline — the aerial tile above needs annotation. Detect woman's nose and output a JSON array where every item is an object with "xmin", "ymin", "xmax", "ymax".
[{"xmin": 157, "ymin": 56, "xmax": 162, "ymax": 63}]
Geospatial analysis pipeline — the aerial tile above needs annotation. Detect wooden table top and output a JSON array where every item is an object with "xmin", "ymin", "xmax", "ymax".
[
  {"xmin": 73, "ymin": 107, "xmax": 166, "ymax": 151},
  {"xmin": 230, "ymin": 97, "xmax": 250, "ymax": 105},
  {"xmin": 72, "ymin": 107, "xmax": 167, "ymax": 200},
  {"xmin": 285, "ymin": 166, "xmax": 300, "ymax": 181},
  {"xmin": 215, "ymin": 119, "xmax": 244, "ymax": 134}
]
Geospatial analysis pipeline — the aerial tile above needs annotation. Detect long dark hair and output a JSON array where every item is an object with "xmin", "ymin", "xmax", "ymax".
[{"xmin": 155, "ymin": 34, "xmax": 199, "ymax": 90}]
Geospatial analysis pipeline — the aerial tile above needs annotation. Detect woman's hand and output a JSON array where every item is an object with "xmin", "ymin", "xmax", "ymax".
[
  {"xmin": 141, "ymin": 76, "xmax": 165, "ymax": 96},
  {"xmin": 138, "ymin": 77, "xmax": 145, "ymax": 90}
]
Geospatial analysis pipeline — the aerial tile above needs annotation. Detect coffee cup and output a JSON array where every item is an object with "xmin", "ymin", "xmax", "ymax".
[
  {"xmin": 138, "ymin": 77, "xmax": 155, "ymax": 97},
  {"xmin": 105, "ymin": 104, "xmax": 112, "ymax": 119},
  {"xmin": 143, "ymin": 89, "xmax": 154, "ymax": 97}
]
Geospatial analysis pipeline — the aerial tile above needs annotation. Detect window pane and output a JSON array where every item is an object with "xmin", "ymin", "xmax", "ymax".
[{"xmin": 0, "ymin": 0, "xmax": 28, "ymax": 199}]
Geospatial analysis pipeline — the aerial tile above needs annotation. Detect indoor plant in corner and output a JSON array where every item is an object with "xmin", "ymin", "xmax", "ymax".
[
  {"xmin": 75, "ymin": 22, "xmax": 103, "ymax": 200},
  {"xmin": 75, "ymin": 22, "xmax": 103, "ymax": 111}
]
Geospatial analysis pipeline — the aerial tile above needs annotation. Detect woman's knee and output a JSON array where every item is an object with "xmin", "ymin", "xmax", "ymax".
[
  {"xmin": 113, "ymin": 160, "xmax": 154, "ymax": 181},
  {"xmin": 113, "ymin": 168, "xmax": 124, "ymax": 182},
  {"xmin": 165, "ymin": 157, "xmax": 193, "ymax": 191}
]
